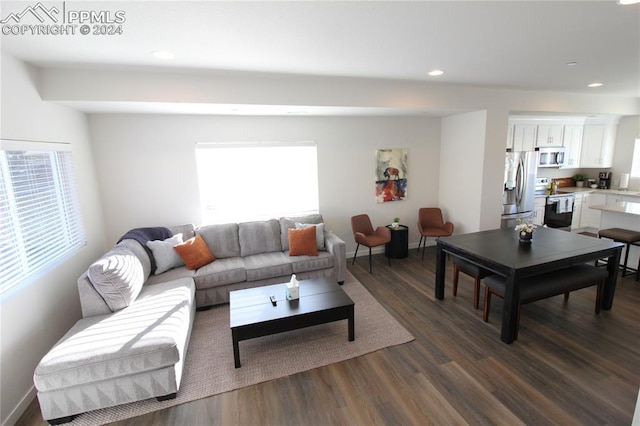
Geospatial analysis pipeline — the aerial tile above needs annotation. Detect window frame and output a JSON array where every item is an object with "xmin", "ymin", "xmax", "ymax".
[
  {"xmin": 195, "ymin": 141, "xmax": 320, "ymax": 225},
  {"xmin": 1, "ymin": 139, "xmax": 86, "ymax": 297},
  {"xmin": 630, "ymin": 137, "xmax": 640, "ymax": 179}
]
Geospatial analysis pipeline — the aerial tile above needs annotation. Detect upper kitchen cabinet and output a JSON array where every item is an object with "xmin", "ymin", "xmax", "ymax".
[
  {"xmin": 535, "ymin": 125, "xmax": 564, "ymax": 147},
  {"xmin": 561, "ymin": 125, "xmax": 583, "ymax": 169},
  {"xmin": 512, "ymin": 124, "xmax": 536, "ymax": 151},
  {"xmin": 580, "ymin": 118, "xmax": 618, "ymax": 168},
  {"xmin": 506, "ymin": 124, "xmax": 514, "ymax": 149}
]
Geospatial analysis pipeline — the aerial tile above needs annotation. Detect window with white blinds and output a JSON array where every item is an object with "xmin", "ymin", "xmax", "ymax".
[
  {"xmin": 630, "ymin": 138, "xmax": 640, "ymax": 179},
  {"xmin": 195, "ymin": 142, "xmax": 319, "ymax": 224},
  {"xmin": 0, "ymin": 140, "xmax": 86, "ymax": 296}
]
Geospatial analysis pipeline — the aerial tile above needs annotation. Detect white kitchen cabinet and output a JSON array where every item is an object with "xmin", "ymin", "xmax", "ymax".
[
  {"xmin": 571, "ymin": 193, "xmax": 583, "ymax": 230},
  {"xmin": 512, "ymin": 125, "xmax": 536, "ymax": 151},
  {"xmin": 506, "ymin": 124, "xmax": 514, "ymax": 149},
  {"xmin": 606, "ymin": 194, "xmax": 623, "ymax": 204},
  {"xmin": 580, "ymin": 193, "xmax": 607, "ymax": 230},
  {"xmin": 580, "ymin": 124, "xmax": 615, "ymax": 168},
  {"xmin": 561, "ymin": 125, "xmax": 583, "ymax": 169},
  {"xmin": 533, "ymin": 197, "xmax": 546, "ymax": 226},
  {"xmin": 535, "ymin": 125, "xmax": 564, "ymax": 147}
]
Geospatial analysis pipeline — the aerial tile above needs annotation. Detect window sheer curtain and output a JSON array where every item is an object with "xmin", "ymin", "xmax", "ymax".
[
  {"xmin": 195, "ymin": 142, "xmax": 319, "ymax": 225},
  {"xmin": 0, "ymin": 140, "xmax": 86, "ymax": 296}
]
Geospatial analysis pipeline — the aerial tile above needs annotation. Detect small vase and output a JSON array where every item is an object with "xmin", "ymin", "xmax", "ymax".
[{"xmin": 519, "ymin": 231, "xmax": 533, "ymax": 243}]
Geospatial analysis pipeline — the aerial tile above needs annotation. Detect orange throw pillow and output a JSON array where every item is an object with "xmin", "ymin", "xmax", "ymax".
[
  {"xmin": 173, "ymin": 234, "xmax": 215, "ymax": 270},
  {"xmin": 288, "ymin": 226, "xmax": 318, "ymax": 256}
]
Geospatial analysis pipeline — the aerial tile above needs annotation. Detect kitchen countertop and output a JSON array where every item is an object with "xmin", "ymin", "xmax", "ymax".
[
  {"xmin": 557, "ymin": 187, "xmax": 640, "ymax": 197},
  {"xmin": 590, "ymin": 201, "xmax": 640, "ymax": 216}
]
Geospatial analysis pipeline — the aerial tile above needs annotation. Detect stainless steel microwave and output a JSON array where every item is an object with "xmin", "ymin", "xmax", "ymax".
[{"xmin": 537, "ymin": 147, "xmax": 565, "ymax": 168}]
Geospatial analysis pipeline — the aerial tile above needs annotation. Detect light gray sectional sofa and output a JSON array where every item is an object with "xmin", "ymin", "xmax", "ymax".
[
  {"xmin": 33, "ymin": 214, "xmax": 346, "ymax": 424},
  {"xmin": 154, "ymin": 215, "xmax": 347, "ymax": 308}
]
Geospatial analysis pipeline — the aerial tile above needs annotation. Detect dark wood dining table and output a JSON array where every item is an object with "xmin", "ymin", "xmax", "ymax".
[{"xmin": 435, "ymin": 227, "xmax": 623, "ymax": 344}]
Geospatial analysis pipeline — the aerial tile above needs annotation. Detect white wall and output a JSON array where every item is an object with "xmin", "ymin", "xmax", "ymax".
[
  {"xmin": 40, "ymin": 67, "xmax": 638, "ymax": 118},
  {"xmin": 440, "ymin": 111, "xmax": 493, "ymax": 233},
  {"xmin": 479, "ymin": 109, "xmax": 511, "ymax": 230},
  {"xmin": 0, "ymin": 53, "xmax": 107, "ymax": 425},
  {"xmin": 611, "ymin": 115, "xmax": 640, "ymax": 190},
  {"xmin": 88, "ymin": 114, "xmax": 441, "ymax": 253}
]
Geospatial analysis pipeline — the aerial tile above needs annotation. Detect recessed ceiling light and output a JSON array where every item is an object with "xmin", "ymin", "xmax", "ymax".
[
  {"xmin": 618, "ymin": 0, "xmax": 640, "ymax": 5},
  {"xmin": 428, "ymin": 69, "xmax": 444, "ymax": 77},
  {"xmin": 566, "ymin": 61, "xmax": 578, "ymax": 66},
  {"xmin": 151, "ymin": 50, "xmax": 174, "ymax": 59},
  {"xmin": 588, "ymin": 82, "xmax": 604, "ymax": 88}
]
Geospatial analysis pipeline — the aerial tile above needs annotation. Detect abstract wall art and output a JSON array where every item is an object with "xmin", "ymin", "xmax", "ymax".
[{"xmin": 375, "ymin": 148, "xmax": 407, "ymax": 203}]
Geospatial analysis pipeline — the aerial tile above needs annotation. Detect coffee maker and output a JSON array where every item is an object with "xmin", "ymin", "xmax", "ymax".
[{"xmin": 598, "ymin": 171, "xmax": 612, "ymax": 189}]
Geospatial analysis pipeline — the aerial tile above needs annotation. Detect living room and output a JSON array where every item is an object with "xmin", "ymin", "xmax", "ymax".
[{"xmin": 2, "ymin": 1, "xmax": 639, "ymax": 424}]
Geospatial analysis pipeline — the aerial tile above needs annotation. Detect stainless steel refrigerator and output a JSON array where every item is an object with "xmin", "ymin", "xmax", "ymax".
[{"xmin": 501, "ymin": 151, "xmax": 538, "ymax": 229}]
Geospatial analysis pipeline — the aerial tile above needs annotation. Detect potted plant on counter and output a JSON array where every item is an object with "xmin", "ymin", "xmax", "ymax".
[{"xmin": 573, "ymin": 173, "xmax": 587, "ymax": 187}]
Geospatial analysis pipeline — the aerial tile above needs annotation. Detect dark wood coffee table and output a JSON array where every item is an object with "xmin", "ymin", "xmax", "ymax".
[{"xmin": 229, "ymin": 277, "xmax": 355, "ymax": 368}]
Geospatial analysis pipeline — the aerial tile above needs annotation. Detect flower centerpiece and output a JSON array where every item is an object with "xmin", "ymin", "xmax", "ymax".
[{"xmin": 515, "ymin": 219, "xmax": 537, "ymax": 243}]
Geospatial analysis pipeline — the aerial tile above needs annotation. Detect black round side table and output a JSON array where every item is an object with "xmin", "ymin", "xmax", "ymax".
[{"xmin": 385, "ymin": 224, "xmax": 409, "ymax": 259}]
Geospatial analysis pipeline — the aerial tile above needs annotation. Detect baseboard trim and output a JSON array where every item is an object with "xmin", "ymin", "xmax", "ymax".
[
  {"xmin": 347, "ymin": 241, "xmax": 433, "ymax": 259},
  {"xmin": 3, "ymin": 385, "xmax": 36, "ymax": 426}
]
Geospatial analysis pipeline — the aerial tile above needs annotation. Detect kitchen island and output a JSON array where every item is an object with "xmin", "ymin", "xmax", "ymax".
[
  {"xmin": 590, "ymin": 201, "xmax": 640, "ymax": 277},
  {"xmin": 552, "ymin": 187, "xmax": 640, "ymax": 233},
  {"xmin": 590, "ymin": 201, "xmax": 640, "ymax": 228}
]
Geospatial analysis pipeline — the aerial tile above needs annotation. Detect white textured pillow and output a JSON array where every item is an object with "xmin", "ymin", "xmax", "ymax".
[
  {"xmin": 146, "ymin": 233, "xmax": 185, "ymax": 274},
  {"xmin": 88, "ymin": 246, "xmax": 144, "ymax": 312},
  {"xmin": 295, "ymin": 222, "xmax": 325, "ymax": 250}
]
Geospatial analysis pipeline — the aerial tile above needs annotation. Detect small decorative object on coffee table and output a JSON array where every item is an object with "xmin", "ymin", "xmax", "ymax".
[
  {"xmin": 515, "ymin": 219, "xmax": 537, "ymax": 243},
  {"xmin": 286, "ymin": 274, "xmax": 300, "ymax": 300}
]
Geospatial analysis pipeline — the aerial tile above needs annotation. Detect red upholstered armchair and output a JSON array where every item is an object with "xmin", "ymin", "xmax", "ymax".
[
  {"xmin": 417, "ymin": 208, "xmax": 454, "ymax": 260},
  {"xmin": 350, "ymin": 214, "xmax": 391, "ymax": 273}
]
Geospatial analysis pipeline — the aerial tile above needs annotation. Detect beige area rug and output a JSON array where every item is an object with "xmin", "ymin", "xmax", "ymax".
[{"xmin": 70, "ymin": 272, "xmax": 414, "ymax": 425}]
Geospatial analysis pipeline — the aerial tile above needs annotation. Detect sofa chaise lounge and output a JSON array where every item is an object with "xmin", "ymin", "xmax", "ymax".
[{"xmin": 33, "ymin": 214, "xmax": 346, "ymax": 424}]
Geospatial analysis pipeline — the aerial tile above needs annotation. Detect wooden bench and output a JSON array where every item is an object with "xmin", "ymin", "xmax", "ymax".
[{"xmin": 483, "ymin": 263, "xmax": 608, "ymax": 340}]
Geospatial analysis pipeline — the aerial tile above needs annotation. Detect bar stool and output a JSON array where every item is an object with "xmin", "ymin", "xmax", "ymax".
[
  {"xmin": 597, "ymin": 228, "xmax": 640, "ymax": 277},
  {"xmin": 452, "ymin": 256, "xmax": 492, "ymax": 309}
]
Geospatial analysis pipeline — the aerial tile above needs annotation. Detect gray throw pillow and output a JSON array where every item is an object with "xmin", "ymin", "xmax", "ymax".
[
  {"xmin": 295, "ymin": 222, "xmax": 325, "ymax": 250},
  {"xmin": 146, "ymin": 233, "xmax": 185, "ymax": 274},
  {"xmin": 87, "ymin": 246, "xmax": 145, "ymax": 312},
  {"xmin": 280, "ymin": 214, "xmax": 324, "ymax": 250}
]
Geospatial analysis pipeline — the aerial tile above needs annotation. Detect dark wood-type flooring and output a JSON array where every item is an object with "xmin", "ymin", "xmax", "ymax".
[{"xmin": 17, "ymin": 246, "xmax": 640, "ymax": 425}]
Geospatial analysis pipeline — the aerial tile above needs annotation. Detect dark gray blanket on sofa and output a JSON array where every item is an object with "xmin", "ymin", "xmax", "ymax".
[{"xmin": 118, "ymin": 227, "xmax": 172, "ymax": 273}]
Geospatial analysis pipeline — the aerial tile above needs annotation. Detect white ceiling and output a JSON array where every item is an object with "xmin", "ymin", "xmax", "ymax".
[{"xmin": 1, "ymin": 0, "xmax": 639, "ymax": 115}]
